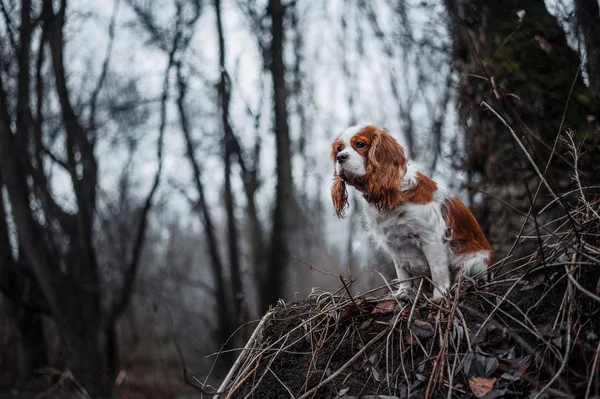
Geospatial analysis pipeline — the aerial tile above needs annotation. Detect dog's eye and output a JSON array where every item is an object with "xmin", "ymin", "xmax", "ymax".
[
  {"xmin": 337, "ymin": 145, "xmax": 343, "ymax": 152},
  {"xmin": 355, "ymin": 142, "xmax": 365, "ymax": 149}
]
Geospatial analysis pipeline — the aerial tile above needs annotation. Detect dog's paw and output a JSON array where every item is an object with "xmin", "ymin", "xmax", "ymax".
[
  {"xmin": 430, "ymin": 290, "xmax": 448, "ymax": 304},
  {"xmin": 394, "ymin": 287, "xmax": 416, "ymax": 304}
]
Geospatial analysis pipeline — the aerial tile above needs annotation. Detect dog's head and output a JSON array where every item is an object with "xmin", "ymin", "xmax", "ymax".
[{"xmin": 331, "ymin": 125, "xmax": 408, "ymax": 217}]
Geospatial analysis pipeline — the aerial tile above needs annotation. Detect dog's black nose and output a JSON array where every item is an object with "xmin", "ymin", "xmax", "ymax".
[{"xmin": 337, "ymin": 153, "xmax": 349, "ymax": 163}]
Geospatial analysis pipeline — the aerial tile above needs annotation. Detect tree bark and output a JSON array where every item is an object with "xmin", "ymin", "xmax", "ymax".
[
  {"xmin": 0, "ymin": 172, "xmax": 48, "ymax": 382},
  {"xmin": 215, "ymin": 0, "xmax": 244, "ymax": 323},
  {"xmin": 574, "ymin": 0, "xmax": 600, "ymax": 96},
  {"xmin": 176, "ymin": 65, "xmax": 233, "ymax": 363},
  {"xmin": 444, "ymin": 0, "xmax": 600, "ymax": 260},
  {"xmin": 261, "ymin": 0, "xmax": 296, "ymax": 313}
]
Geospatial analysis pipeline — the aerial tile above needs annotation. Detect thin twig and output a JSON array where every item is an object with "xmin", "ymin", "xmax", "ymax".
[
  {"xmin": 481, "ymin": 101, "xmax": 559, "ymax": 203},
  {"xmin": 296, "ymin": 327, "xmax": 390, "ymax": 399}
]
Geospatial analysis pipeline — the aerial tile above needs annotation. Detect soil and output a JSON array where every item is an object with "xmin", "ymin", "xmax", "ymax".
[{"xmin": 225, "ymin": 268, "xmax": 599, "ymax": 399}]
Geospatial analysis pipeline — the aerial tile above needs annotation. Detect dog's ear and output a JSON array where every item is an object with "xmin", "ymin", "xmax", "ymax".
[
  {"xmin": 364, "ymin": 128, "xmax": 407, "ymax": 211},
  {"xmin": 331, "ymin": 177, "xmax": 349, "ymax": 218}
]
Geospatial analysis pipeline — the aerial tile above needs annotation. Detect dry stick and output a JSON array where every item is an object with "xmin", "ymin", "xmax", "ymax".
[
  {"xmin": 214, "ymin": 311, "xmax": 273, "ymax": 398},
  {"xmin": 565, "ymin": 264, "xmax": 600, "ymax": 304},
  {"xmin": 585, "ymin": 340, "xmax": 600, "ymax": 399},
  {"xmin": 455, "ymin": 306, "xmax": 472, "ymax": 352},
  {"xmin": 407, "ymin": 278, "xmax": 424, "ymax": 328},
  {"xmin": 447, "ymin": 345, "xmax": 461, "ymax": 399},
  {"xmin": 506, "ymin": 64, "xmax": 582, "ymax": 258},
  {"xmin": 481, "ymin": 101, "xmax": 559, "ymax": 204},
  {"xmin": 204, "ymin": 318, "xmax": 264, "ymax": 358},
  {"xmin": 268, "ymin": 367, "xmax": 295, "ymax": 398},
  {"xmin": 532, "ymin": 302, "xmax": 573, "ymax": 399},
  {"xmin": 307, "ymin": 316, "xmax": 337, "ymax": 398},
  {"xmin": 291, "ymin": 253, "xmax": 343, "ymax": 278},
  {"xmin": 240, "ymin": 334, "xmax": 290, "ymax": 399},
  {"xmin": 203, "ymin": 315, "xmax": 265, "ymax": 390},
  {"xmin": 425, "ymin": 281, "xmax": 462, "ymax": 399},
  {"xmin": 385, "ymin": 311, "xmax": 404, "ymax": 393},
  {"xmin": 398, "ymin": 324, "xmax": 412, "ymax": 398},
  {"xmin": 481, "ymin": 102, "xmax": 587, "ymax": 257},
  {"xmin": 313, "ymin": 326, "xmax": 351, "ymax": 398},
  {"xmin": 539, "ymin": 185, "xmax": 600, "ymax": 214},
  {"xmin": 471, "ymin": 274, "xmax": 524, "ymax": 342},
  {"xmin": 533, "ymin": 286, "xmax": 570, "ymax": 385},
  {"xmin": 340, "ymin": 275, "xmax": 363, "ymax": 314},
  {"xmin": 295, "ymin": 327, "xmax": 390, "ymax": 399},
  {"xmin": 460, "ymin": 302, "xmax": 566, "ymax": 388},
  {"xmin": 476, "ymin": 294, "xmax": 562, "ymax": 360},
  {"xmin": 566, "ymin": 132, "xmax": 600, "ymax": 221},
  {"xmin": 225, "ymin": 365, "xmax": 259, "ymax": 399},
  {"xmin": 174, "ymin": 343, "xmax": 220, "ymax": 396}
]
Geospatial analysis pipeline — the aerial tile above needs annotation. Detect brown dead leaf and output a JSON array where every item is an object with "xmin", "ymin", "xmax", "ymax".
[
  {"xmin": 339, "ymin": 306, "xmax": 355, "ymax": 323},
  {"xmin": 359, "ymin": 318, "xmax": 373, "ymax": 330},
  {"xmin": 469, "ymin": 376, "xmax": 497, "ymax": 398},
  {"xmin": 514, "ymin": 355, "xmax": 532, "ymax": 378},
  {"xmin": 371, "ymin": 300, "xmax": 396, "ymax": 314}
]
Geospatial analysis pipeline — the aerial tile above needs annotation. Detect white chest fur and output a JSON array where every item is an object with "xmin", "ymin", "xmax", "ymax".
[{"xmin": 364, "ymin": 199, "xmax": 451, "ymax": 276}]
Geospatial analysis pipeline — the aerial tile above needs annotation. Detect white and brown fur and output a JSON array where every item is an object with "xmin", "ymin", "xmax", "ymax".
[{"xmin": 331, "ymin": 125, "xmax": 493, "ymax": 300}]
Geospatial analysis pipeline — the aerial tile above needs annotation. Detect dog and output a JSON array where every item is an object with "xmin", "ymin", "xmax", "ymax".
[{"xmin": 331, "ymin": 125, "xmax": 492, "ymax": 300}]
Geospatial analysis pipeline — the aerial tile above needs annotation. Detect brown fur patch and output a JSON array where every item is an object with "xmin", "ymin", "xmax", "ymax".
[
  {"xmin": 361, "ymin": 126, "xmax": 408, "ymax": 212},
  {"xmin": 331, "ymin": 177, "xmax": 348, "ymax": 218},
  {"xmin": 442, "ymin": 197, "xmax": 493, "ymax": 262},
  {"xmin": 404, "ymin": 172, "xmax": 438, "ymax": 204},
  {"xmin": 330, "ymin": 138, "xmax": 345, "ymax": 161}
]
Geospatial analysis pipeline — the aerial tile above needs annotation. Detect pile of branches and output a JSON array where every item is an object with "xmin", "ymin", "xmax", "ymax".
[{"xmin": 208, "ymin": 143, "xmax": 599, "ymax": 399}]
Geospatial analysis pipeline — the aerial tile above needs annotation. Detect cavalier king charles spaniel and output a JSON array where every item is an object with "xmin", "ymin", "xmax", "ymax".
[{"xmin": 331, "ymin": 125, "xmax": 492, "ymax": 301}]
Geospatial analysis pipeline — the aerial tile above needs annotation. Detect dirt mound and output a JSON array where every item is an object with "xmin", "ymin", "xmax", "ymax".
[{"xmin": 213, "ymin": 200, "xmax": 600, "ymax": 399}]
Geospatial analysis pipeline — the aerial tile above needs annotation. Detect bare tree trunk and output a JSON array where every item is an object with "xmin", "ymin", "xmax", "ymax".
[
  {"xmin": 215, "ymin": 0, "xmax": 244, "ymax": 323},
  {"xmin": 574, "ymin": 0, "xmax": 600, "ymax": 96},
  {"xmin": 261, "ymin": 0, "xmax": 296, "ymax": 312},
  {"xmin": 176, "ymin": 65, "xmax": 233, "ymax": 362},
  {"xmin": 444, "ymin": 0, "xmax": 600, "ymax": 260},
  {"xmin": 0, "ymin": 173, "xmax": 48, "ymax": 382},
  {"xmin": 42, "ymin": 2, "xmax": 111, "ymax": 394}
]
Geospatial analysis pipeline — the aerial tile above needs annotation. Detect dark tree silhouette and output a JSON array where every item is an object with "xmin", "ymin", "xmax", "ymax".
[
  {"xmin": 0, "ymin": 0, "xmax": 163, "ymax": 394},
  {"xmin": 444, "ymin": 0, "xmax": 600, "ymax": 260},
  {"xmin": 261, "ymin": 0, "xmax": 297, "ymax": 312},
  {"xmin": 574, "ymin": 0, "xmax": 600, "ymax": 96}
]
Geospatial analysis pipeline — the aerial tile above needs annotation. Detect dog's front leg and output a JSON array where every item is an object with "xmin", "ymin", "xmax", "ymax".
[
  {"xmin": 422, "ymin": 243, "xmax": 451, "ymax": 300},
  {"xmin": 392, "ymin": 256, "xmax": 415, "ymax": 301}
]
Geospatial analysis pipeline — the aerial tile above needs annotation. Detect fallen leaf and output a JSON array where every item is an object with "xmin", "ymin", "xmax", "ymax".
[
  {"xmin": 483, "ymin": 357, "xmax": 499, "ymax": 377},
  {"xmin": 453, "ymin": 320, "xmax": 464, "ymax": 342},
  {"xmin": 339, "ymin": 306, "xmax": 355, "ymax": 323},
  {"xmin": 411, "ymin": 319, "xmax": 435, "ymax": 340},
  {"xmin": 469, "ymin": 376, "xmax": 497, "ymax": 398},
  {"xmin": 359, "ymin": 318, "xmax": 373, "ymax": 330},
  {"xmin": 513, "ymin": 355, "xmax": 532, "ymax": 378},
  {"xmin": 371, "ymin": 300, "xmax": 397, "ymax": 314},
  {"xmin": 500, "ymin": 372, "xmax": 516, "ymax": 380},
  {"xmin": 461, "ymin": 351, "xmax": 475, "ymax": 376}
]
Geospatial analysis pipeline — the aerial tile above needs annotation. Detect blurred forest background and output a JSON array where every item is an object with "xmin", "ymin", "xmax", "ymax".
[{"xmin": 0, "ymin": 0, "xmax": 598, "ymax": 397}]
